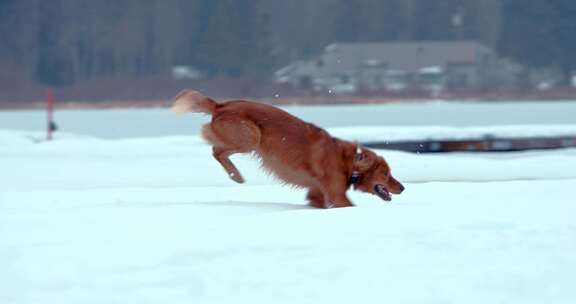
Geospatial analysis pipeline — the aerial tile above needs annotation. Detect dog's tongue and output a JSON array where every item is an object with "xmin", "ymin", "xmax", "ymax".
[{"xmin": 374, "ymin": 184, "xmax": 391, "ymax": 201}]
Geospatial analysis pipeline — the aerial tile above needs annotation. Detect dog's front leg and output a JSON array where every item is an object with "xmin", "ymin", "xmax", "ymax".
[
  {"xmin": 306, "ymin": 188, "xmax": 326, "ymax": 208},
  {"xmin": 326, "ymin": 192, "xmax": 353, "ymax": 208},
  {"xmin": 321, "ymin": 176, "xmax": 354, "ymax": 208}
]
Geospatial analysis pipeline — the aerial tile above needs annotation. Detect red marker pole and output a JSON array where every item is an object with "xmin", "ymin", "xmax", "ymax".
[{"xmin": 47, "ymin": 88, "xmax": 54, "ymax": 141}]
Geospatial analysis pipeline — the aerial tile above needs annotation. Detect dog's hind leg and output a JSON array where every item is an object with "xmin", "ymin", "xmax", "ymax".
[
  {"xmin": 203, "ymin": 116, "xmax": 261, "ymax": 183},
  {"xmin": 212, "ymin": 147, "xmax": 246, "ymax": 183}
]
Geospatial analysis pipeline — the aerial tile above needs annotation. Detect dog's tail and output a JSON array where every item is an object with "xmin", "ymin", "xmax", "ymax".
[{"xmin": 171, "ymin": 89, "xmax": 217, "ymax": 115}]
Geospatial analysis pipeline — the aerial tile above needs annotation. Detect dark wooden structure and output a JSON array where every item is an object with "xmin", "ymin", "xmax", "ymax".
[{"xmin": 364, "ymin": 136, "xmax": 576, "ymax": 153}]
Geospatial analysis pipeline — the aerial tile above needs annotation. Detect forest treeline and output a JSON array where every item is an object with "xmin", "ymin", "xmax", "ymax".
[{"xmin": 0, "ymin": 0, "xmax": 575, "ymax": 87}]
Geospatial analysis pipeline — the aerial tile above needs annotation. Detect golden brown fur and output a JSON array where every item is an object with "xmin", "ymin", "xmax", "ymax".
[{"xmin": 172, "ymin": 89, "xmax": 404, "ymax": 208}]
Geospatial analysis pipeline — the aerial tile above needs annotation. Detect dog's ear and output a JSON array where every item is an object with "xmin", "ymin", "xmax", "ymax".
[
  {"xmin": 355, "ymin": 145, "xmax": 363, "ymax": 161},
  {"xmin": 354, "ymin": 146, "xmax": 375, "ymax": 172}
]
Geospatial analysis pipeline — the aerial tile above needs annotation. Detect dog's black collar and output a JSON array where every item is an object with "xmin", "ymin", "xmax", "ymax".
[{"xmin": 348, "ymin": 171, "xmax": 361, "ymax": 187}]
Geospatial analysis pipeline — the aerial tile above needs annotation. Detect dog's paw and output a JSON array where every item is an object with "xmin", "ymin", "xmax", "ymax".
[
  {"xmin": 327, "ymin": 202, "xmax": 354, "ymax": 208},
  {"xmin": 229, "ymin": 172, "xmax": 245, "ymax": 184}
]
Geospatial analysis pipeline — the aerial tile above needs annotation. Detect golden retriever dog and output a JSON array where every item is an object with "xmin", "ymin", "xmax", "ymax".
[{"xmin": 172, "ymin": 89, "xmax": 404, "ymax": 208}]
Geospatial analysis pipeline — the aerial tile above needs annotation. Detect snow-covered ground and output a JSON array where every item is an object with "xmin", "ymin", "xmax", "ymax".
[{"xmin": 1, "ymin": 102, "xmax": 576, "ymax": 303}]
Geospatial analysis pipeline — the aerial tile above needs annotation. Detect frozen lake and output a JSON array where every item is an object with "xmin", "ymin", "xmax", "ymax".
[{"xmin": 1, "ymin": 100, "xmax": 575, "ymax": 138}]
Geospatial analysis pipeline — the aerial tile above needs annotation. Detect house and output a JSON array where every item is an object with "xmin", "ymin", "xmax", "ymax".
[{"xmin": 275, "ymin": 41, "xmax": 519, "ymax": 94}]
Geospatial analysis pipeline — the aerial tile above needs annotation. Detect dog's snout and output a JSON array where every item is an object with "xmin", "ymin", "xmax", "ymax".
[{"xmin": 398, "ymin": 183, "xmax": 405, "ymax": 193}]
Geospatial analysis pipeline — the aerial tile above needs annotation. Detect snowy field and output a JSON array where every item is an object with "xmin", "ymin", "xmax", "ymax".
[{"xmin": 1, "ymin": 101, "xmax": 576, "ymax": 303}]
